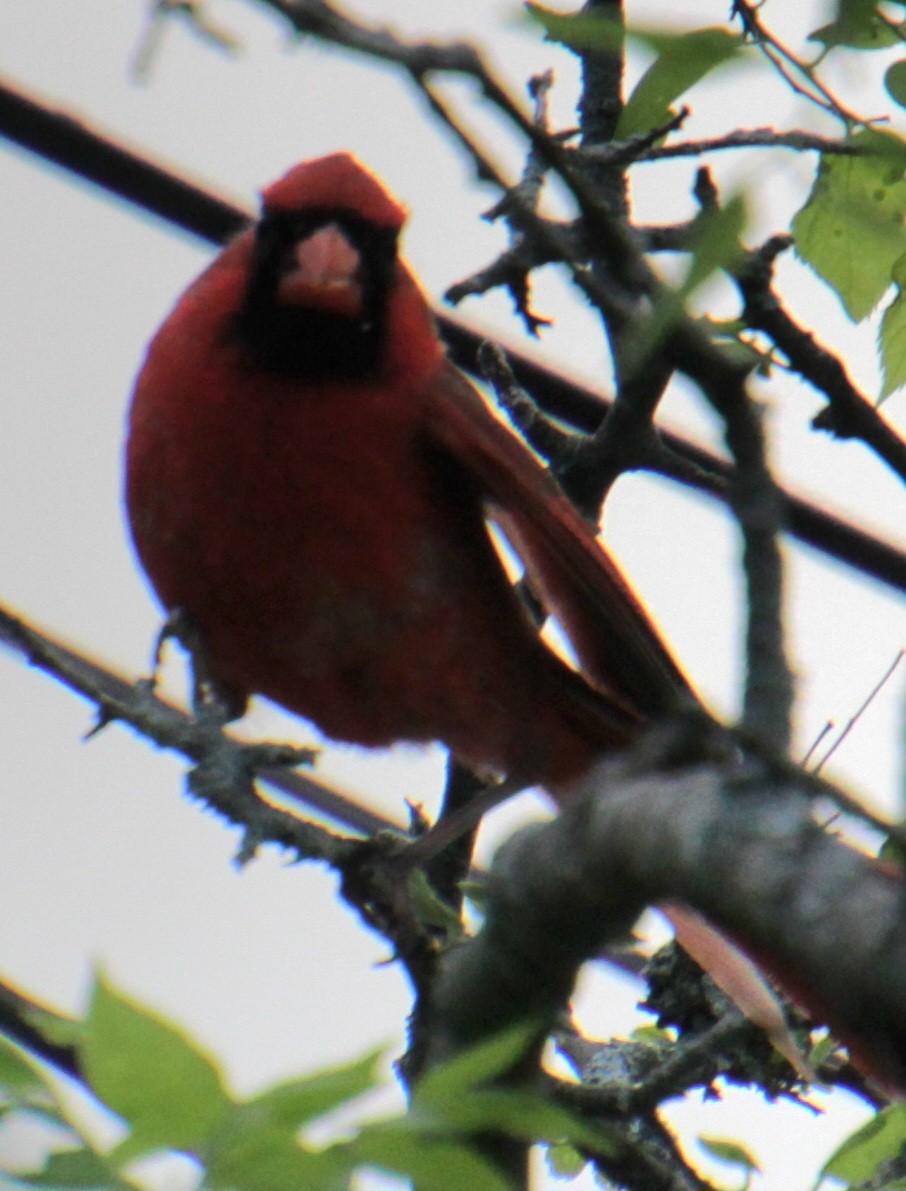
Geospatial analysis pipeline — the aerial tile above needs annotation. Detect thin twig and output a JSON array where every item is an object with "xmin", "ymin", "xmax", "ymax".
[
  {"xmin": 731, "ymin": 0, "xmax": 872, "ymax": 126},
  {"xmin": 627, "ymin": 127, "xmax": 866, "ymax": 162},
  {"xmin": 815, "ymin": 650, "xmax": 906, "ymax": 775},
  {"xmin": 260, "ymin": 0, "xmax": 486, "ymax": 77},
  {"xmin": 455, "ymin": 71, "xmax": 557, "ymax": 334},
  {"xmin": 802, "ymin": 721, "xmax": 834, "ymax": 768}
]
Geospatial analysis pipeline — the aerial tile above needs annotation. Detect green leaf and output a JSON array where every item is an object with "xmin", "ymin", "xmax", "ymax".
[
  {"xmin": 206, "ymin": 1124, "xmax": 351, "ymax": 1191},
  {"xmin": 11, "ymin": 1146, "xmax": 122, "ymax": 1189},
  {"xmin": 459, "ymin": 878, "xmax": 488, "ymax": 920},
  {"xmin": 880, "ymin": 284, "xmax": 906, "ymax": 399},
  {"xmin": 886, "ymin": 59, "xmax": 906, "ymax": 108},
  {"xmin": 618, "ymin": 28, "xmax": 744, "ymax": 138},
  {"xmin": 698, "ymin": 1136, "xmax": 761, "ymax": 1174},
  {"xmin": 21, "ymin": 1006, "xmax": 85, "ymax": 1051},
  {"xmin": 793, "ymin": 131, "xmax": 906, "ymax": 321},
  {"xmin": 0, "ymin": 1035, "xmax": 51, "ymax": 1096},
  {"xmin": 546, "ymin": 1141, "xmax": 587, "ymax": 1177},
  {"xmin": 807, "ymin": 1029, "xmax": 840, "ymax": 1070},
  {"xmin": 407, "ymin": 871, "xmax": 465, "ymax": 938},
  {"xmin": 413, "ymin": 1023, "xmax": 540, "ymax": 1108},
  {"xmin": 811, "ymin": 0, "xmax": 901, "ymax": 49},
  {"xmin": 684, "ymin": 193, "xmax": 748, "ymax": 291},
  {"xmin": 706, "ymin": 318, "xmax": 777, "ymax": 374},
  {"xmin": 823, "ymin": 1104, "xmax": 906, "ymax": 1182},
  {"xmin": 524, "ymin": 8, "xmax": 746, "ymax": 139},
  {"xmin": 353, "ymin": 1124, "xmax": 511, "ymax": 1191},
  {"xmin": 0, "ymin": 1040, "xmax": 76, "ymax": 1147},
  {"xmin": 240, "ymin": 1046, "xmax": 385, "ymax": 1131},
  {"xmin": 409, "ymin": 1029, "xmax": 622, "ymax": 1160},
  {"xmin": 523, "ymin": 4, "xmax": 623, "ymax": 53},
  {"xmin": 83, "ymin": 972, "xmax": 231, "ymax": 1157},
  {"xmin": 630, "ymin": 1023, "xmax": 674, "ymax": 1046},
  {"xmin": 879, "ymin": 831, "xmax": 906, "ymax": 867},
  {"xmin": 417, "ymin": 1087, "xmax": 619, "ymax": 1156},
  {"xmin": 627, "ymin": 193, "xmax": 748, "ymax": 368}
]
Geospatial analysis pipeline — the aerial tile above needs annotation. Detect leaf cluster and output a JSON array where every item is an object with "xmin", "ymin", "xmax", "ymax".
[
  {"xmin": 0, "ymin": 977, "xmax": 617, "ymax": 1191},
  {"xmin": 528, "ymin": 0, "xmax": 906, "ymax": 400}
]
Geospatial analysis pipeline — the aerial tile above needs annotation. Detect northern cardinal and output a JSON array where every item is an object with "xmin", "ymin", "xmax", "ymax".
[
  {"xmin": 125, "ymin": 153, "xmax": 816, "ymax": 1084},
  {"xmin": 125, "ymin": 152, "xmax": 693, "ymax": 790}
]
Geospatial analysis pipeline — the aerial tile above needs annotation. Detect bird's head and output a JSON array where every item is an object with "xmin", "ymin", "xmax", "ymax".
[{"xmin": 236, "ymin": 153, "xmax": 414, "ymax": 381}]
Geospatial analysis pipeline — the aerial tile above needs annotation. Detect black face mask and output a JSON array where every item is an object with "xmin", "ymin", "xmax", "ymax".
[{"xmin": 235, "ymin": 206, "xmax": 399, "ymax": 382}]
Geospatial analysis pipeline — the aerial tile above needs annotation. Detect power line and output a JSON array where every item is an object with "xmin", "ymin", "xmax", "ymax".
[{"xmin": 0, "ymin": 70, "xmax": 903, "ymax": 600}]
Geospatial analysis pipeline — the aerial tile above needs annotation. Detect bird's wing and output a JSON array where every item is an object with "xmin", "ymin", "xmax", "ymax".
[{"xmin": 422, "ymin": 359, "xmax": 694, "ymax": 717}]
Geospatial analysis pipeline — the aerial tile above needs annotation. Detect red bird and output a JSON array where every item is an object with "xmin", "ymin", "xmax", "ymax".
[
  {"xmin": 125, "ymin": 152, "xmax": 693, "ymax": 791},
  {"xmin": 125, "ymin": 152, "xmax": 834, "ymax": 1086}
]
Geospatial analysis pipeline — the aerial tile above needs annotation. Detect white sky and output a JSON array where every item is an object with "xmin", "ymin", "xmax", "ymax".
[{"xmin": 0, "ymin": 1, "xmax": 903, "ymax": 1188}]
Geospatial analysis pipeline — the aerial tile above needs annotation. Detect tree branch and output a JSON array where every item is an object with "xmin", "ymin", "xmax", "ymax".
[
  {"xmin": 429, "ymin": 724, "xmax": 906, "ymax": 1096},
  {"xmin": 0, "ymin": 601, "xmax": 357, "ymax": 862},
  {"xmin": 737, "ymin": 236, "xmax": 906, "ymax": 485}
]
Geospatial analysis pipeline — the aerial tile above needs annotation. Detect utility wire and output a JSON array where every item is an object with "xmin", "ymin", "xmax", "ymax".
[
  {"xmin": 0, "ymin": 74, "xmax": 902, "ymax": 594},
  {"xmin": 1, "ymin": 74, "xmax": 904, "ymax": 594}
]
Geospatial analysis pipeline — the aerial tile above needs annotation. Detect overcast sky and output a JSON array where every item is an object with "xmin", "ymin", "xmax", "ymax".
[{"xmin": 0, "ymin": 2, "xmax": 904, "ymax": 1188}]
